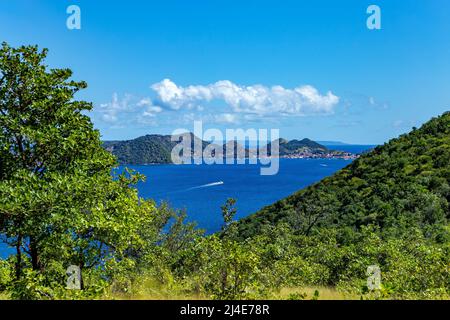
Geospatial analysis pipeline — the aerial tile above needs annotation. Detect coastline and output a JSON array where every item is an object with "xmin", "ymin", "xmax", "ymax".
[{"xmin": 117, "ymin": 154, "xmax": 360, "ymax": 166}]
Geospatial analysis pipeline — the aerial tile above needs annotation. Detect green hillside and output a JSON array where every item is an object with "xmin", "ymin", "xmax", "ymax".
[
  {"xmin": 103, "ymin": 134, "xmax": 174, "ymax": 164},
  {"xmin": 237, "ymin": 111, "xmax": 450, "ymax": 241},
  {"xmin": 280, "ymin": 138, "xmax": 328, "ymax": 154},
  {"xmin": 103, "ymin": 133, "xmax": 209, "ymax": 164}
]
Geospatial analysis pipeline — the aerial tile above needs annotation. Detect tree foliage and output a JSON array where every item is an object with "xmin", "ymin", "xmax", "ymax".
[
  {"xmin": 237, "ymin": 112, "xmax": 450, "ymax": 243},
  {"xmin": 0, "ymin": 43, "xmax": 158, "ymax": 298}
]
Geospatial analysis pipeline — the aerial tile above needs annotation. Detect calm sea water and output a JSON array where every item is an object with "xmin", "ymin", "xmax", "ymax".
[
  {"xmin": 326, "ymin": 145, "xmax": 376, "ymax": 154},
  {"xmin": 0, "ymin": 146, "xmax": 375, "ymax": 257}
]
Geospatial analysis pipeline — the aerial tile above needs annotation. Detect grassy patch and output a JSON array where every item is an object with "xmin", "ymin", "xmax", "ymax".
[
  {"xmin": 275, "ymin": 287, "xmax": 359, "ymax": 300},
  {"xmin": 0, "ymin": 292, "xmax": 10, "ymax": 300}
]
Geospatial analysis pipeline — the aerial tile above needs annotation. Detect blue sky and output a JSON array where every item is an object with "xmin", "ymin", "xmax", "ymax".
[{"xmin": 1, "ymin": 0, "xmax": 449, "ymax": 144}]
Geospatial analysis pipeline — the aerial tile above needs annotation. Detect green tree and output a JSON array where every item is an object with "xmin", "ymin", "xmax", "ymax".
[{"xmin": 0, "ymin": 43, "xmax": 156, "ymax": 298}]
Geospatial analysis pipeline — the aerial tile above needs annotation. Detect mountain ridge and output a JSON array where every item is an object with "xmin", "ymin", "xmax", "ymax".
[{"xmin": 103, "ymin": 134, "xmax": 352, "ymax": 164}]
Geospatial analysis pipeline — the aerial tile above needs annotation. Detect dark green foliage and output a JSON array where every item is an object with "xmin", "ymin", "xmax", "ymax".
[
  {"xmin": 103, "ymin": 135, "xmax": 174, "ymax": 164},
  {"xmin": 168, "ymin": 199, "xmax": 274, "ymax": 299},
  {"xmin": 0, "ymin": 43, "xmax": 159, "ymax": 299},
  {"xmin": 254, "ymin": 224, "xmax": 450, "ymax": 299},
  {"xmin": 237, "ymin": 112, "xmax": 450, "ymax": 242},
  {"xmin": 103, "ymin": 133, "xmax": 211, "ymax": 164}
]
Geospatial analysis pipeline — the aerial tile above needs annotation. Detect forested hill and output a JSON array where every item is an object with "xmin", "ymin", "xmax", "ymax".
[
  {"xmin": 237, "ymin": 111, "xmax": 450, "ymax": 241},
  {"xmin": 103, "ymin": 134, "xmax": 332, "ymax": 164},
  {"xmin": 103, "ymin": 135, "xmax": 172, "ymax": 164}
]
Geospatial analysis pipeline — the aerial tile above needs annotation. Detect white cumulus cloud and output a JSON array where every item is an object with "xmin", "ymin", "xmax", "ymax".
[
  {"xmin": 97, "ymin": 93, "xmax": 162, "ymax": 125},
  {"xmin": 213, "ymin": 113, "xmax": 239, "ymax": 124},
  {"xmin": 151, "ymin": 79, "xmax": 339, "ymax": 116},
  {"xmin": 98, "ymin": 93, "xmax": 132, "ymax": 123}
]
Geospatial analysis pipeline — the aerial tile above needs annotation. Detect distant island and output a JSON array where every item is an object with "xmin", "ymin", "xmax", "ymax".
[
  {"xmin": 103, "ymin": 134, "xmax": 358, "ymax": 165},
  {"xmin": 316, "ymin": 140, "xmax": 350, "ymax": 146}
]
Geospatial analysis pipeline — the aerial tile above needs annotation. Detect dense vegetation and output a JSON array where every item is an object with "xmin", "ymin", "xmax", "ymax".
[
  {"xmin": 237, "ymin": 112, "xmax": 450, "ymax": 242},
  {"xmin": 0, "ymin": 43, "xmax": 448, "ymax": 300},
  {"xmin": 0, "ymin": 43, "xmax": 163, "ymax": 299},
  {"xmin": 103, "ymin": 135, "xmax": 175, "ymax": 164}
]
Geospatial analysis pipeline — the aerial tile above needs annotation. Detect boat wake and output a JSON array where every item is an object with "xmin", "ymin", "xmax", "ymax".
[{"xmin": 188, "ymin": 181, "xmax": 224, "ymax": 190}]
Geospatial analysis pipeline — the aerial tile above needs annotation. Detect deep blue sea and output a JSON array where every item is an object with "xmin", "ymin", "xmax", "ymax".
[
  {"xmin": 0, "ymin": 145, "xmax": 375, "ymax": 258},
  {"xmin": 325, "ymin": 145, "xmax": 376, "ymax": 154}
]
